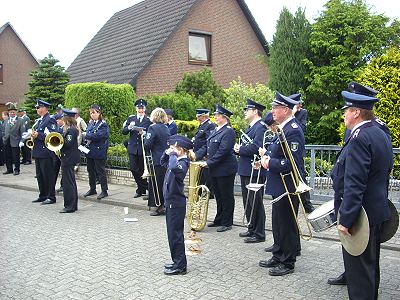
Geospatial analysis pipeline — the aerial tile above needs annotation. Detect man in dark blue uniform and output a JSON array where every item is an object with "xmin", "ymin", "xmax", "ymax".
[
  {"xmin": 122, "ymin": 99, "xmax": 152, "ymax": 198},
  {"xmin": 259, "ymin": 92, "xmax": 305, "ymax": 276},
  {"xmin": 329, "ymin": 90, "xmax": 393, "ymax": 299},
  {"xmin": 234, "ymin": 99, "xmax": 267, "ymax": 243},
  {"xmin": 31, "ymin": 99, "xmax": 58, "ymax": 204},
  {"xmin": 164, "ymin": 109, "xmax": 177, "ymax": 136}
]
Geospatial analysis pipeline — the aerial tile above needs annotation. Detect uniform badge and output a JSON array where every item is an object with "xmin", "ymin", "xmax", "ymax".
[
  {"xmin": 146, "ymin": 132, "xmax": 151, "ymax": 139},
  {"xmin": 51, "ymin": 124, "xmax": 56, "ymax": 130},
  {"xmin": 291, "ymin": 142, "xmax": 299, "ymax": 152},
  {"xmin": 352, "ymin": 129, "xmax": 360, "ymax": 139},
  {"xmin": 375, "ymin": 118, "xmax": 385, "ymax": 126},
  {"xmin": 291, "ymin": 123, "xmax": 298, "ymax": 129},
  {"xmin": 67, "ymin": 135, "xmax": 72, "ymax": 141}
]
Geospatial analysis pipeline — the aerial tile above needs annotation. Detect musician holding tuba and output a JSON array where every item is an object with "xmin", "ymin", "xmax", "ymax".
[
  {"xmin": 329, "ymin": 84, "xmax": 393, "ymax": 300},
  {"xmin": 31, "ymin": 99, "xmax": 58, "ymax": 204},
  {"xmin": 233, "ymin": 99, "xmax": 267, "ymax": 243},
  {"xmin": 258, "ymin": 92, "xmax": 304, "ymax": 276}
]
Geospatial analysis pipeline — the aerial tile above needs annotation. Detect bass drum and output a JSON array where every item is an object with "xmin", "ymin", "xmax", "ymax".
[{"xmin": 307, "ymin": 200, "xmax": 336, "ymax": 232}]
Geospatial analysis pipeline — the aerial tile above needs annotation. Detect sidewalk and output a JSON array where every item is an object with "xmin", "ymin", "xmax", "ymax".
[{"xmin": 1, "ymin": 162, "xmax": 399, "ymax": 251}]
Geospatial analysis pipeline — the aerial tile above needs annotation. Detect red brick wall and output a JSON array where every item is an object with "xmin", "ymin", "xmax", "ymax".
[
  {"xmin": 136, "ymin": 0, "xmax": 268, "ymax": 97},
  {"xmin": 0, "ymin": 25, "xmax": 38, "ymax": 108}
]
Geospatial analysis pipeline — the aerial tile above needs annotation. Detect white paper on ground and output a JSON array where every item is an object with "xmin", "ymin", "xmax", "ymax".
[{"xmin": 124, "ymin": 217, "xmax": 138, "ymax": 222}]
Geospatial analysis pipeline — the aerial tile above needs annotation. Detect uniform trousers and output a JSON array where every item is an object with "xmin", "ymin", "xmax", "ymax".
[
  {"xmin": 271, "ymin": 194, "xmax": 300, "ymax": 268},
  {"xmin": 0, "ymin": 140, "xmax": 5, "ymax": 165},
  {"xmin": 211, "ymin": 174, "xmax": 236, "ymax": 227},
  {"xmin": 87, "ymin": 158, "xmax": 108, "ymax": 192},
  {"xmin": 21, "ymin": 145, "xmax": 32, "ymax": 163},
  {"xmin": 147, "ymin": 165, "xmax": 166, "ymax": 208},
  {"xmin": 62, "ymin": 164, "xmax": 78, "ymax": 211},
  {"xmin": 240, "ymin": 176, "xmax": 266, "ymax": 240},
  {"xmin": 35, "ymin": 157, "xmax": 56, "ymax": 201},
  {"xmin": 4, "ymin": 143, "xmax": 20, "ymax": 172},
  {"xmin": 129, "ymin": 154, "xmax": 148, "ymax": 194},
  {"xmin": 343, "ymin": 224, "xmax": 381, "ymax": 300},
  {"xmin": 166, "ymin": 206, "xmax": 187, "ymax": 269}
]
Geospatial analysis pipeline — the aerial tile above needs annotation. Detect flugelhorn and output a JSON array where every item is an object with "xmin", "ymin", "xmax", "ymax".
[{"xmin": 45, "ymin": 132, "xmax": 64, "ymax": 158}]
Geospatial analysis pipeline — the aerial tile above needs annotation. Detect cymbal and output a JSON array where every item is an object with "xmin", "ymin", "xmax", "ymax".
[
  {"xmin": 338, "ymin": 207, "xmax": 369, "ymax": 256},
  {"xmin": 380, "ymin": 200, "xmax": 399, "ymax": 243}
]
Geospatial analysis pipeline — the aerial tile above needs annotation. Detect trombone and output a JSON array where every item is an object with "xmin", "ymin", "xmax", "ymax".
[{"xmin": 269, "ymin": 126, "xmax": 313, "ymax": 241}]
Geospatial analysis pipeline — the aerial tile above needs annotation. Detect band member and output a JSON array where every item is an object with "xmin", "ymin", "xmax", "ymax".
[
  {"xmin": 144, "ymin": 107, "xmax": 170, "ymax": 215},
  {"xmin": 59, "ymin": 109, "xmax": 81, "ymax": 213},
  {"xmin": 2, "ymin": 103, "xmax": 24, "ymax": 175},
  {"xmin": 53, "ymin": 113, "xmax": 64, "ymax": 193},
  {"xmin": 0, "ymin": 111, "xmax": 8, "ymax": 166},
  {"xmin": 161, "ymin": 135, "xmax": 195, "ymax": 275},
  {"xmin": 72, "ymin": 107, "xmax": 87, "ymax": 172},
  {"xmin": 259, "ymin": 92, "xmax": 304, "ymax": 276},
  {"xmin": 234, "ymin": 99, "xmax": 266, "ymax": 243},
  {"xmin": 164, "ymin": 109, "xmax": 177, "ymax": 135},
  {"xmin": 18, "ymin": 108, "xmax": 32, "ymax": 165},
  {"xmin": 205, "ymin": 104, "xmax": 237, "ymax": 232},
  {"xmin": 31, "ymin": 99, "xmax": 58, "ymax": 204},
  {"xmin": 122, "ymin": 99, "xmax": 152, "ymax": 198},
  {"xmin": 83, "ymin": 104, "xmax": 110, "ymax": 200},
  {"xmin": 330, "ymin": 90, "xmax": 393, "ymax": 299},
  {"xmin": 328, "ymin": 82, "xmax": 392, "ymax": 288}
]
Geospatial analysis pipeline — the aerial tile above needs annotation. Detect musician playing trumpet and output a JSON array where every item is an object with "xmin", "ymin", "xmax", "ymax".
[{"xmin": 233, "ymin": 99, "xmax": 267, "ymax": 243}]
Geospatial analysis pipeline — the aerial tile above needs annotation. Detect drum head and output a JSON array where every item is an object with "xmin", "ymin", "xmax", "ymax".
[
  {"xmin": 380, "ymin": 200, "xmax": 399, "ymax": 243},
  {"xmin": 338, "ymin": 207, "xmax": 369, "ymax": 256},
  {"xmin": 308, "ymin": 200, "xmax": 334, "ymax": 220}
]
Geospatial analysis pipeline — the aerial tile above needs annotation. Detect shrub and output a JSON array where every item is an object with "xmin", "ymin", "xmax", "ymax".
[{"xmin": 107, "ymin": 144, "xmax": 129, "ymax": 169}]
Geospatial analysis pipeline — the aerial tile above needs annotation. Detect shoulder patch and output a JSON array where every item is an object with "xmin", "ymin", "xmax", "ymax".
[
  {"xmin": 291, "ymin": 142, "xmax": 299, "ymax": 152},
  {"xmin": 67, "ymin": 134, "xmax": 72, "ymax": 141},
  {"xmin": 51, "ymin": 124, "xmax": 56, "ymax": 130},
  {"xmin": 375, "ymin": 118, "xmax": 385, "ymax": 126},
  {"xmin": 291, "ymin": 123, "xmax": 298, "ymax": 129},
  {"xmin": 352, "ymin": 129, "xmax": 360, "ymax": 139},
  {"xmin": 146, "ymin": 132, "xmax": 151, "ymax": 139}
]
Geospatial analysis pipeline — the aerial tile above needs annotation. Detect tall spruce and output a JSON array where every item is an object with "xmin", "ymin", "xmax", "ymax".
[
  {"xmin": 268, "ymin": 7, "xmax": 311, "ymax": 95},
  {"xmin": 24, "ymin": 54, "xmax": 70, "ymax": 118}
]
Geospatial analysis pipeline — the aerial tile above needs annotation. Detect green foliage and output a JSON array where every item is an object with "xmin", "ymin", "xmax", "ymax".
[
  {"xmin": 64, "ymin": 82, "xmax": 136, "ymax": 144},
  {"xmin": 23, "ymin": 54, "xmax": 70, "ymax": 119},
  {"xmin": 268, "ymin": 7, "xmax": 311, "ymax": 95},
  {"xmin": 175, "ymin": 120, "xmax": 199, "ymax": 138},
  {"xmin": 107, "ymin": 144, "xmax": 129, "ymax": 169},
  {"xmin": 174, "ymin": 68, "xmax": 226, "ymax": 111},
  {"xmin": 145, "ymin": 93, "xmax": 201, "ymax": 121},
  {"xmin": 224, "ymin": 79, "xmax": 275, "ymax": 131},
  {"xmin": 304, "ymin": 0, "xmax": 400, "ymax": 144},
  {"xmin": 304, "ymin": 156, "xmax": 333, "ymax": 177}
]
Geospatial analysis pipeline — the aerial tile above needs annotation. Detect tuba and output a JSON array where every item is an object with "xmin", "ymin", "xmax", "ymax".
[{"xmin": 45, "ymin": 132, "xmax": 64, "ymax": 158}]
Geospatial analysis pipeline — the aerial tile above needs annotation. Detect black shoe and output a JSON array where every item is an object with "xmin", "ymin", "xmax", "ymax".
[
  {"xmin": 264, "ymin": 245, "xmax": 275, "ymax": 252},
  {"xmin": 164, "ymin": 263, "xmax": 174, "ymax": 269},
  {"xmin": 3, "ymin": 170, "xmax": 13, "ymax": 175},
  {"xmin": 24, "ymin": 162, "xmax": 32, "ymax": 165},
  {"xmin": 296, "ymin": 251, "xmax": 301, "ymax": 257},
  {"xmin": 83, "ymin": 190, "xmax": 97, "ymax": 197},
  {"xmin": 13, "ymin": 171, "xmax": 20, "ymax": 176},
  {"xmin": 133, "ymin": 192, "xmax": 142, "ymax": 198},
  {"xmin": 59, "ymin": 209, "xmax": 75, "ymax": 213},
  {"xmin": 239, "ymin": 231, "xmax": 252, "ymax": 237},
  {"xmin": 164, "ymin": 268, "xmax": 187, "ymax": 275},
  {"xmin": 259, "ymin": 258, "xmax": 280, "ymax": 268},
  {"xmin": 150, "ymin": 209, "xmax": 166, "ymax": 216},
  {"xmin": 56, "ymin": 187, "xmax": 63, "ymax": 193},
  {"xmin": 97, "ymin": 191, "xmax": 108, "ymax": 200},
  {"xmin": 32, "ymin": 198, "xmax": 45, "ymax": 203},
  {"xmin": 41, "ymin": 199, "xmax": 56, "ymax": 205},
  {"xmin": 207, "ymin": 222, "xmax": 220, "ymax": 228},
  {"xmin": 217, "ymin": 225, "xmax": 232, "ymax": 232},
  {"xmin": 244, "ymin": 236, "xmax": 265, "ymax": 243},
  {"xmin": 269, "ymin": 264, "xmax": 294, "ymax": 276},
  {"xmin": 327, "ymin": 273, "xmax": 347, "ymax": 285}
]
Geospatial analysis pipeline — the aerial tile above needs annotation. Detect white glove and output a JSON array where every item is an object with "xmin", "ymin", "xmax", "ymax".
[
  {"xmin": 128, "ymin": 121, "xmax": 135, "ymax": 130},
  {"xmin": 19, "ymin": 141, "xmax": 24, "ymax": 148}
]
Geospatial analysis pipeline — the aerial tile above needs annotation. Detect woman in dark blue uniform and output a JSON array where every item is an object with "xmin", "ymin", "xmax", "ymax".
[
  {"xmin": 144, "ymin": 108, "xmax": 170, "ymax": 216},
  {"xmin": 83, "ymin": 104, "xmax": 110, "ymax": 200},
  {"xmin": 205, "ymin": 104, "xmax": 238, "ymax": 232},
  {"xmin": 161, "ymin": 135, "xmax": 195, "ymax": 275},
  {"xmin": 59, "ymin": 109, "xmax": 81, "ymax": 213}
]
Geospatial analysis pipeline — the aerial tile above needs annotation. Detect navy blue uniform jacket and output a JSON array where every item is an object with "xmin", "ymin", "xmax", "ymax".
[
  {"xmin": 144, "ymin": 123, "xmax": 170, "ymax": 166},
  {"xmin": 331, "ymin": 122, "xmax": 393, "ymax": 228},
  {"xmin": 237, "ymin": 119, "xmax": 267, "ymax": 177},
  {"xmin": 122, "ymin": 115, "xmax": 152, "ymax": 155},
  {"xmin": 61, "ymin": 127, "xmax": 80, "ymax": 167},
  {"xmin": 32, "ymin": 113, "xmax": 58, "ymax": 159},
  {"xmin": 167, "ymin": 121, "xmax": 178, "ymax": 136},
  {"xmin": 206, "ymin": 124, "xmax": 238, "ymax": 177},
  {"xmin": 161, "ymin": 152, "xmax": 189, "ymax": 208},
  {"xmin": 193, "ymin": 119, "xmax": 215, "ymax": 160},
  {"xmin": 294, "ymin": 109, "xmax": 307, "ymax": 133},
  {"xmin": 85, "ymin": 120, "xmax": 109, "ymax": 160},
  {"xmin": 265, "ymin": 118, "xmax": 305, "ymax": 197},
  {"xmin": 344, "ymin": 117, "xmax": 391, "ymax": 142}
]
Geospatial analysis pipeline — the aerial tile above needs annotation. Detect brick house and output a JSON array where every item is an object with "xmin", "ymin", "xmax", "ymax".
[
  {"xmin": 68, "ymin": 0, "xmax": 269, "ymax": 97},
  {"xmin": 0, "ymin": 22, "xmax": 38, "ymax": 111}
]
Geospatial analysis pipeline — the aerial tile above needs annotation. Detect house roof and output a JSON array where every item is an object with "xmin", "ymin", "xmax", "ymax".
[{"xmin": 67, "ymin": 0, "xmax": 269, "ymax": 85}]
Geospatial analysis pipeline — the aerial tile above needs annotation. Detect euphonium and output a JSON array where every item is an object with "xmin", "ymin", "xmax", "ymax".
[
  {"xmin": 187, "ymin": 162, "xmax": 210, "ymax": 231},
  {"xmin": 45, "ymin": 132, "xmax": 64, "ymax": 157}
]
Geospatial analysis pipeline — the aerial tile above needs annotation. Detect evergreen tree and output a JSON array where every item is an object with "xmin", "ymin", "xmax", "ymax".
[
  {"xmin": 24, "ymin": 54, "xmax": 70, "ymax": 118},
  {"xmin": 268, "ymin": 7, "xmax": 311, "ymax": 95}
]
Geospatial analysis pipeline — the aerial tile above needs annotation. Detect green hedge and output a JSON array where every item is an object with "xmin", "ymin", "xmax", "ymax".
[{"xmin": 65, "ymin": 82, "xmax": 136, "ymax": 143}]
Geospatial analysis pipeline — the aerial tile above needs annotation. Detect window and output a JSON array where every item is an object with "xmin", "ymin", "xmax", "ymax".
[
  {"xmin": 188, "ymin": 32, "xmax": 211, "ymax": 65},
  {"xmin": 0, "ymin": 64, "xmax": 3, "ymax": 84}
]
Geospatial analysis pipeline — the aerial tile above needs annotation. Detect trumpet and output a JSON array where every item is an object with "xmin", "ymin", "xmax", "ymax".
[{"xmin": 22, "ymin": 120, "xmax": 40, "ymax": 149}]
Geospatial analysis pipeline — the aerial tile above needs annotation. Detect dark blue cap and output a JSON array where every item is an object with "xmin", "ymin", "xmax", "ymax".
[
  {"xmin": 213, "ymin": 104, "xmax": 233, "ymax": 117},
  {"xmin": 90, "ymin": 104, "xmax": 101, "ymax": 111},
  {"xmin": 288, "ymin": 93, "xmax": 302, "ymax": 103},
  {"xmin": 348, "ymin": 82, "xmax": 378, "ymax": 97},
  {"xmin": 135, "ymin": 99, "xmax": 147, "ymax": 107},
  {"xmin": 244, "ymin": 98, "xmax": 266, "ymax": 111},
  {"xmin": 35, "ymin": 99, "xmax": 51, "ymax": 108},
  {"xmin": 63, "ymin": 108, "xmax": 77, "ymax": 117},
  {"xmin": 52, "ymin": 113, "xmax": 63, "ymax": 120},
  {"xmin": 341, "ymin": 91, "xmax": 379, "ymax": 110},
  {"xmin": 271, "ymin": 92, "xmax": 298, "ymax": 109},
  {"xmin": 264, "ymin": 112, "xmax": 275, "ymax": 126},
  {"xmin": 196, "ymin": 108, "xmax": 210, "ymax": 116},
  {"xmin": 164, "ymin": 108, "xmax": 173, "ymax": 116},
  {"xmin": 168, "ymin": 134, "xmax": 193, "ymax": 150}
]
